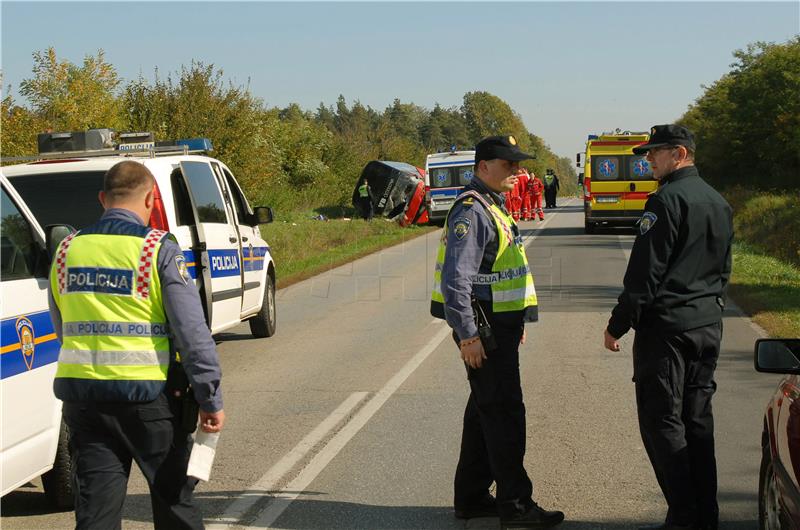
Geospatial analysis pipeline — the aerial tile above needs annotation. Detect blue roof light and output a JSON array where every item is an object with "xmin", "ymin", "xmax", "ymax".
[{"xmin": 176, "ymin": 138, "xmax": 213, "ymax": 152}]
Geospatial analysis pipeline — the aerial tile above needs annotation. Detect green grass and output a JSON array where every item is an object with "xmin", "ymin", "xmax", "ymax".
[
  {"xmin": 258, "ymin": 211, "xmax": 437, "ymax": 288},
  {"xmin": 729, "ymin": 242, "xmax": 800, "ymax": 338}
]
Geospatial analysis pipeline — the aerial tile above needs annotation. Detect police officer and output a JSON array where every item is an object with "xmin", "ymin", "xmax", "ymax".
[
  {"xmin": 603, "ymin": 125, "xmax": 732, "ymax": 530},
  {"xmin": 431, "ymin": 135, "xmax": 564, "ymax": 529},
  {"xmin": 49, "ymin": 160, "xmax": 224, "ymax": 529},
  {"xmin": 357, "ymin": 179, "xmax": 374, "ymax": 221},
  {"xmin": 543, "ymin": 169, "xmax": 559, "ymax": 209}
]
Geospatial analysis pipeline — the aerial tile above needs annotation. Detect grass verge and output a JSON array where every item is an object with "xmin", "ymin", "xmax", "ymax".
[
  {"xmin": 260, "ymin": 211, "xmax": 437, "ymax": 289},
  {"xmin": 729, "ymin": 242, "xmax": 800, "ymax": 338}
]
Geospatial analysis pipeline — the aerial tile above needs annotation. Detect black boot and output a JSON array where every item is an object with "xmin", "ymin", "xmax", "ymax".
[{"xmin": 499, "ymin": 500, "xmax": 564, "ymax": 529}]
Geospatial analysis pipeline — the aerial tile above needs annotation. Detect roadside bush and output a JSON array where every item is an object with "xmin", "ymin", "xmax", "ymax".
[{"xmin": 725, "ymin": 186, "xmax": 800, "ymax": 266}]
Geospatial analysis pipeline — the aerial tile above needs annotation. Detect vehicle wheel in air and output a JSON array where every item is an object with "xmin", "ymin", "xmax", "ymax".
[
  {"xmin": 42, "ymin": 420, "xmax": 73, "ymax": 510},
  {"xmin": 759, "ymin": 440, "xmax": 783, "ymax": 530},
  {"xmin": 249, "ymin": 273, "xmax": 277, "ymax": 338}
]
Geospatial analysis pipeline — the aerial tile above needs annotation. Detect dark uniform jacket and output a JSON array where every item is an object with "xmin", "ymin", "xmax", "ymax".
[{"xmin": 607, "ymin": 166, "xmax": 733, "ymax": 339}]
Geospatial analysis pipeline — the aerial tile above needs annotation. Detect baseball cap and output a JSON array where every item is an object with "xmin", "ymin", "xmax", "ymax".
[
  {"xmin": 475, "ymin": 135, "xmax": 535, "ymax": 164},
  {"xmin": 632, "ymin": 124, "xmax": 696, "ymax": 155}
]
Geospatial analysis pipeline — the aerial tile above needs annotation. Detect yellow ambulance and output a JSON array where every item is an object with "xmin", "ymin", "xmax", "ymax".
[{"xmin": 577, "ymin": 131, "xmax": 656, "ymax": 234}]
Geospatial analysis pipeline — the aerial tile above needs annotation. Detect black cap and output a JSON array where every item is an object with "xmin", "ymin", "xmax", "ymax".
[
  {"xmin": 475, "ymin": 135, "xmax": 535, "ymax": 164},
  {"xmin": 632, "ymin": 124, "xmax": 696, "ymax": 155}
]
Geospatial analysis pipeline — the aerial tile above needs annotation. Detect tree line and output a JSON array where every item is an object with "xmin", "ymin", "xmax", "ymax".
[
  {"xmin": 679, "ymin": 37, "xmax": 799, "ymax": 191},
  {"xmin": 1, "ymin": 48, "xmax": 576, "ymax": 213}
]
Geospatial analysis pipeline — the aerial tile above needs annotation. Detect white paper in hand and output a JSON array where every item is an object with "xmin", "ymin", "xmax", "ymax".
[{"xmin": 187, "ymin": 430, "xmax": 219, "ymax": 482}]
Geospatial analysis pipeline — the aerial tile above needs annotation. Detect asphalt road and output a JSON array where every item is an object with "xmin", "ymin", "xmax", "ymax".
[{"xmin": 1, "ymin": 199, "xmax": 778, "ymax": 529}]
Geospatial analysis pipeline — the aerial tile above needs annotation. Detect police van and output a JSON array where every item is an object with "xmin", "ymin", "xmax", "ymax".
[
  {"xmin": 424, "ymin": 149, "xmax": 475, "ymax": 225},
  {"xmin": 1, "ymin": 174, "xmax": 72, "ymax": 506},
  {"xmin": 1, "ymin": 130, "xmax": 277, "ymax": 502}
]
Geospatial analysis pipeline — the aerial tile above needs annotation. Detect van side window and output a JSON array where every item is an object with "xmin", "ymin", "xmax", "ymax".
[
  {"xmin": 180, "ymin": 162, "xmax": 228, "ymax": 224},
  {"xmin": 170, "ymin": 168, "xmax": 195, "ymax": 226},
  {"xmin": 1, "ymin": 189, "xmax": 38, "ymax": 280},
  {"xmin": 223, "ymin": 169, "xmax": 252, "ymax": 224}
]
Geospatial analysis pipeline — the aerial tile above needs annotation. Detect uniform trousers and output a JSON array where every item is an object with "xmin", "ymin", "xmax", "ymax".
[
  {"xmin": 63, "ymin": 394, "xmax": 204, "ymax": 530},
  {"xmin": 544, "ymin": 189, "xmax": 556, "ymax": 208},
  {"xmin": 633, "ymin": 322, "xmax": 721, "ymax": 529},
  {"xmin": 531, "ymin": 194, "xmax": 544, "ymax": 220},
  {"xmin": 454, "ymin": 306, "xmax": 533, "ymax": 510}
]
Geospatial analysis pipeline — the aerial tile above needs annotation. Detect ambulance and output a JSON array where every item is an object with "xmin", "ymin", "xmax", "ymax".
[
  {"xmin": 1, "ymin": 129, "xmax": 277, "ymax": 503},
  {"xmin": 577, "ymin": 131, "xmax": 656, "ymax": 234},
  {"xmin": 424, "ymin": 149, "xmax": 475, "ymax": 225}
]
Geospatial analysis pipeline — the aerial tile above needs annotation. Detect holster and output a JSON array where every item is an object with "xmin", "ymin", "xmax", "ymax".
[
  {"xmin": 166, "ymin": 359, "xmax": 199, "ymax": 433},
  {"xmin": 471, "ymin": 297, "xmax": 498, "ymax": 353}
]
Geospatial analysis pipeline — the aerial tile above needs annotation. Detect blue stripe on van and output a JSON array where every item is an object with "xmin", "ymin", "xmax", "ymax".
[
  {"xmin": 1, "ymin": 311, "xmax": 60, "ymax": 380},
  {"xmin": 427, "ymin": 160, "xmax": 475, "ymax": 167},
  {"xmin": 430, "ymin": 188, "xmax": 460, "ymax": 197}
]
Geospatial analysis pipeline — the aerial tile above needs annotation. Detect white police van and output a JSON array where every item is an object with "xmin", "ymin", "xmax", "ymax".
[
  {"xmin": 0, "ymin": 129, "xmax": 277, "ymax": 504},
  {"xmin": 424, "ymin": 149, "xmax": 475, "ymax": 225},
  {"xmin": 1, "ymin": 174, "xmax": 72, "ymax": 506}
]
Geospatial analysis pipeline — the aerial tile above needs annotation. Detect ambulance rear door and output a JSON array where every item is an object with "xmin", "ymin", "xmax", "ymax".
[{"xmin": 179, "ymin": 160, "xmax": 243, "ymax": 333}]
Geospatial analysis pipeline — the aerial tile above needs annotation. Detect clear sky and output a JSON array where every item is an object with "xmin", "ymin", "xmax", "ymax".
[{"xmin": 2, "ymin": 1, "xmax": 798, "ymax": 160}]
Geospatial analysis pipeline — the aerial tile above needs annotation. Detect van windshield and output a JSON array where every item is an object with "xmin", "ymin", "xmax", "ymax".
[
  {"xmin": 8, "ymin": 171, "xmax": 106, "ymax": 229},
  {"xmin": 592, "ymin": 155, "xmax": 654, "ymax": 181},
  {"xmin": 428, "ymin": 164, "xmax": 475, "ymax": 188}
]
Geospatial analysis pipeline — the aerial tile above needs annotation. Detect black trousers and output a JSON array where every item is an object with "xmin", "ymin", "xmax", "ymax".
[
  {"xmin": 63, "ymin": 394, "xmax": 204, "ymax": 530},
  {"xmin": 633, "ymin": 322, "xmax": 721, "ymax": 528},
  {"xmin": 453, "ymin": 309, "xmax": 533, "ymax": 510},
  {"xmin": 544, "ymin": 189, "xmax": 556, "ymax": 208}
]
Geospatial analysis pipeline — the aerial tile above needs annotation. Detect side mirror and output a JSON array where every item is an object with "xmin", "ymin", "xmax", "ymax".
[
  {"xmin": 45, "ymin": 224, "xmax": 76, "ymax": 261},
  {"xmin": 755, "ymin": 338, "xmax": 800, "ymax": 374},
  {"xmin": 250, "ymin": 206, "xmax": 274, "ymax": 226},
  {"xmin": 576, "ymin": 152, "xmax": 582, "ymax": 168}
]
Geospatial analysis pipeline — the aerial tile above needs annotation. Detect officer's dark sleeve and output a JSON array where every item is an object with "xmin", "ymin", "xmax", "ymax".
[
  {"xmin": 48, "ymin": 287, "xmax": 63, "ymax": 343},
  {"xmin": 607, "ymin": 196, "xmax": 677, "ymax": 339},
  {"xmin": 158, "ymin": 238, "xmax": 223, "ymax": 412},
  {"xmin": 441, "ymin": 201, "xmax": 493, "ymax": 341},
  {"xmin": 720, "ymin": 215, "xmax": 733, "ymax": 293}
]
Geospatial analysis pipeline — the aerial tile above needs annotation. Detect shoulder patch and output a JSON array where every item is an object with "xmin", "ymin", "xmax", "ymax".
[
  {"xmin": 175, "ymin": 254, "xmax": 191, "ymax": 285},
  {"xmin": 639, "ymin": 211, "xmax": 658, "ymax": 235},
  {"xmin": 453, "ymin": 217, "xmax": 471, "ymax": 240},
  {"xmin": 462, "ymin": 198, "xmax": 474, "ymax": 207}
]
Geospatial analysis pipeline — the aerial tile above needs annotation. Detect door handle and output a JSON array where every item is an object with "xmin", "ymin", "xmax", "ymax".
[
  {"xmin": 229, "ymin": 236, "xmax": 238, "ymax": 243},
  {"xmin": 630, "ymin": 182, "xmax": 636, "ymax": 192},
  {"xmin": 242, "ymin": 236, "xmax": 249, "ymax": 242}
]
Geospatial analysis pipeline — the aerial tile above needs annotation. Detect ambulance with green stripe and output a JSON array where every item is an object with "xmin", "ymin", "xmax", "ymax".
[
  {"xmin": 577, "ymin": 130, "xmax": 656, "ymax": 234},
  {"xmin": 0, "ymin": 130, "xmax": 277, "ymax": 504}
]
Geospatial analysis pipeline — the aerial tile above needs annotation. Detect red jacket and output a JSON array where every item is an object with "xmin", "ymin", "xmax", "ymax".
[{"xmin": 530, "ymin": 176, "xmax": 544, "ymax": 196}]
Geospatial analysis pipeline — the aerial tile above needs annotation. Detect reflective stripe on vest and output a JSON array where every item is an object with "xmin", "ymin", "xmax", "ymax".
[
  {"xmin": 431, "ymin": 190, "xmax": 537, "ymax": 315},
  {"xmin": 51, "ymin": 227, "xmax": 171, "ymax": 402}
]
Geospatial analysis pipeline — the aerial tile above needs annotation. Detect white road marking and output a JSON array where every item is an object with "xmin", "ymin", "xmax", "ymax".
[
  {"xmin": 522, "ymin": 197, "xmax": 574, "ymax": 248},
  {"xmin": 207, "ymin": 391, "xmax": 368, "ymax": 529},
  {"xmin": 234, "ymin": 324, "xmax": 452, "ymax": 529}
]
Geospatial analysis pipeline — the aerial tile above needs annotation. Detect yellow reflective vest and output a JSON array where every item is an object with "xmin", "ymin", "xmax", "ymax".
[
  {"xmin": 431, "ymin": 190, "xmax": 538, "ymax": 317},
  {"xmin": 50, "ymin": 221, "xmax": 172, "ymax": 402}
]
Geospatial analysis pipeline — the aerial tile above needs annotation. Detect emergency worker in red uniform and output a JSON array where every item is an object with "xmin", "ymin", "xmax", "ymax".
[
  {"xmin": 516, "ymin": 169, "xmax": 531, "ymax": 221},
  {"xmin": 529, "ymin": 173, "xmax": 545, "ymax": 221}
]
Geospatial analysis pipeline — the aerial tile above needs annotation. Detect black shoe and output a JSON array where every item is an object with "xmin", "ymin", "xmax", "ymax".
[
  {"xmin": 499, "ymin": 500, "xmax": 564, "ymax": 529},
  {"xmin": 639, "ymin": 523, "xmax": 697, "ymax": 530},
  {"xmin": 454, "ymin": 493, "xmax": 497, "ymax": 519}
]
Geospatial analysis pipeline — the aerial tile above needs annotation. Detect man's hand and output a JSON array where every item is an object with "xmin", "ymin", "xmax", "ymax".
[
  {"xmin": 520, "ymin": 329, "xmax": 527, "ymax": 345},
  {"xmin": 461, "ymin": 339, "xmax": 487, "ymax": 369},
  {"xmin": 603, "ymin": 329, "xmax": 621, "ymax": 352},
  {"xmin": 200, "ymin": 409, "xmax": 225, "ymax": 433}
]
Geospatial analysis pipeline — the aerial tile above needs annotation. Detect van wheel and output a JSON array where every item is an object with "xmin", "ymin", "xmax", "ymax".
[
  {"xmin": 584, "ymin": 220, "xmax": 595, "ymax": 234},
  {"xmin": 42, "ymin": 420, "xmax": 73, "ymax": 510},
  {"xmin": 249, "ymin": 273, "xmax": 276, "ymax": 338},
  {"xmin": 759, "ymin": 440, "xmax": 783, "ymax": 529}
]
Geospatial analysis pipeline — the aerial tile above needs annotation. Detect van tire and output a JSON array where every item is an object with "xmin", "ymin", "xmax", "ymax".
[
  {"xmin": 42, "ymin": 420, "xmax": 73, "ymax": 510},
  {"xmin": 249, "ymin": 272, "xmax": 276, "ymax": 338},
  {"xmin": 584, "ymin": 220, "xmax": 595, "ymax": 234}
]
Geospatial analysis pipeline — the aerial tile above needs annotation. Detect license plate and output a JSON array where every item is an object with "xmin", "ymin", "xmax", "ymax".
[{"xmin": 596, "ymin": 196, "xmax": 619, "ymax": 203}]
